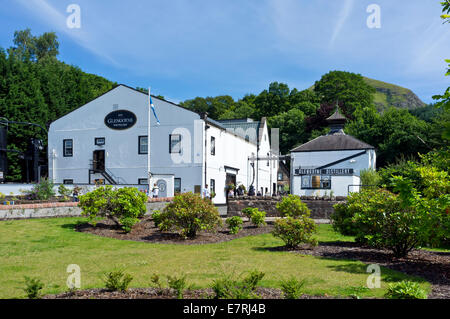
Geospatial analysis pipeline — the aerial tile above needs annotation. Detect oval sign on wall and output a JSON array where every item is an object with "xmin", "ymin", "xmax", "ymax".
[{"xmin": 104, "ymin": 110, "xmax": 137, "ymax": 130}]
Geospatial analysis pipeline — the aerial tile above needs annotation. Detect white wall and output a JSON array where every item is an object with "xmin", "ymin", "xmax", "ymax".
[
  {"xmin": 48, "ymin": 85, "xmax": 276, "ymax": 204},
  {"xmin": 48, "ymin": 85, "xmax": 203, "ymax": 192},
  {"xmin": 291, "ymin": 149, "xmax": 373, "ymax": 197},
  {"xmin": 205, "ymin": 124, "xmax": 257, "ymax": 204},
  {"xmin": 256, "ymin": 121, "xmax": 278, "ymax": 195}
]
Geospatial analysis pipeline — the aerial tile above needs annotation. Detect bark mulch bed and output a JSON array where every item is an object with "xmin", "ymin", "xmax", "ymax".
[
  {"xmin": 74, "ymin": 217, "xmax": 449, "ymax": 299},
  {"xmin": 75, "ymin": 216, "xmax": 274, "ymax": 245},
  {"xmin": 282, "ymin": 242, "xmax": 450, "ymax": 299},
  {"xmin": 43, "ymin": 287, "xmax": 349, "ymax": 299}
]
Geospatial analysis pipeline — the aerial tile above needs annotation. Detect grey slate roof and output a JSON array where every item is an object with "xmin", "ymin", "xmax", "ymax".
[
  {"xmin": 326, "ymin": 108, "xmax": 347, "ymax": 123},
  {"xmin": 291, "ymin": 134, "xmax": 374, "ymax": 152}
]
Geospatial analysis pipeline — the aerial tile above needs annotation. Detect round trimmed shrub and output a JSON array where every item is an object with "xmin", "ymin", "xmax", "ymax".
[
  {"xmin": 331, "ymin": 201, "xmax": 360, "ymax": 236},
  {"xmin": 226, "ymin": 216, "xmax": 244, "ymax": 234},
  {"xmin": 79, "ymin": 186, "xmax": 147, "ymax": 232},
  {"xmin": 276, "ymin": 195, "xmax": 311, "ymax": 218},
  {"xmin": 158, "ymin": 192, "xmax": 222, "ymax": 238},
  {"xmin": 241, "ymin": 207, "xmax": 256, "ymax": 219},
  {"xmin": 250, "ymin": 210, "xmax": 266, "ymax": 227},
  {"xmin": 272, "ymin": 216, "xmax": 317, "ymax": 248}
]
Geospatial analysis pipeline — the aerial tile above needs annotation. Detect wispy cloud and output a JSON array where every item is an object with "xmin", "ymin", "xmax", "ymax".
[
  {"xmin": 329, "ymin": 0, "xmax": 355, "ymax": 47},
  {"xmin": 14, "ymin": 0, "xmax": 119, "ymax": 65},
  {"xmin": 5, "ymin": 0, "xmax": 449, "ymax": 103}
]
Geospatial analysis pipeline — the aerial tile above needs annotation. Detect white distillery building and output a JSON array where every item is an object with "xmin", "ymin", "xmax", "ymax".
[
  {"xmin": 290, "ymin": 108, "xmax": 376, "ymax": 197},
  {"xmin": 48, "ymin": 84, "xmax": 277, "ymax": 204}
]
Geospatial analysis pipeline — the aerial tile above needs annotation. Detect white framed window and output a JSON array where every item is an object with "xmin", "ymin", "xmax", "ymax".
[
  {"xmin": 63, "ymin": 139, "xmax": 73, "ymax": 157},
  {"xmin": 95, "ymin": 137, "xmax": 105, "ymax": 146},
  {"xmin": 210, "ymin": 179, "xmax": 215, "ymax": 194},
  {"xmin": 139, "ymin": 136, "xmax": 148, "ymax": 154},
  {"xmin": 169, "ymin": 134, "xmax": 181, "ymax": 153},
  {"xmin": 210, "ymin": 136, "xmax": 216, "ymax": 156}
]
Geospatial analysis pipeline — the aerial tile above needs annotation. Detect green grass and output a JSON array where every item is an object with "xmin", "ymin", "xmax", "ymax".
[
  {"xmin": 0, "ymin": 218, "xmax": 431, "ymax": 299},
  {"xmin": 421, "ymin": 245, "xmax": 450, "ymax": 253}
]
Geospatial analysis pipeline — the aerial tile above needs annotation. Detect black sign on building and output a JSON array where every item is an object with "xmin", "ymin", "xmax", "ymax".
[
  {"xmin": 295, "ymin": 168, "xmax": 354, "ymax": 176},
  {"xmin": 104, "ymin": 110, "xmax": 137, "ymax": 130}
]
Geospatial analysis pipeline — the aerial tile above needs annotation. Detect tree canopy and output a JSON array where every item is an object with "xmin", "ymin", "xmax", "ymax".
[
  {"xmin": 181, "ymin": 71, "xmax": 446, "ymax": 166},
  {"xmin": 0, "ymin": 30, "xmax": 115, "ymax": 181},
  {"xmin": 0, "ymin": 29, "xmax": 447, "ymax": 182}
]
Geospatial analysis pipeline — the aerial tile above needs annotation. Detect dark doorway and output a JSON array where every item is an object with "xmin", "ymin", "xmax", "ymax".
[
  {"xmin": 225, "ymin": 173, "xmax": 236, "ymax": 198},
  {"xmin": 93, "ymin": 150, "xmax": 105, "ymax": 171},
  {"xmin": 225, "ymin": 173, "xmax": 236, "ymax": 188}
]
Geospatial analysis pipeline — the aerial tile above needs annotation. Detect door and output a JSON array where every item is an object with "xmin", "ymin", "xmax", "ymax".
[
  {"xmin": 156, "ymin": 179, "xmax": 167, "ymax": 198},
  {"xmin": 225, "ymin": 173, "xmax": 236, "ymax": 197},
  {"xmin": 93, "ymin": 150, "xmax": 105, "ymax": 171}
]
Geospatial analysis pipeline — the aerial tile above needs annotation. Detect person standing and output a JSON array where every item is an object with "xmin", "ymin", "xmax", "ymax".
[
  {"xmin": 202, "ymin": 184, "xmax": 211, "ymax": 200},
  {"xmin": 152, "ymin": 183, "xmax": 159, "ymax": 199},
  {"xmin": 72, "ymin": 186, "xmax": 80, "ymax": 202}
]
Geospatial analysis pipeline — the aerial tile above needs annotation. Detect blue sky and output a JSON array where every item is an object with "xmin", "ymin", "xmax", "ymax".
[{"xmin": 0, "ymin": 0, "xmax": 449, "ymax": 104}]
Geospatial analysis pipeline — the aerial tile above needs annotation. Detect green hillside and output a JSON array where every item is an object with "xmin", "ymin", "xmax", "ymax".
[
  {"xmin": 362, "ymin": 77, "xmax": 426, "ymax": 111},
  {"xmin": 309, "ymin": 76, "xmax": 426, "ymax": 111}
]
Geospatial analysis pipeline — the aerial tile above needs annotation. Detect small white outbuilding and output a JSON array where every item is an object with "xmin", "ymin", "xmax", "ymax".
[{"xmin": 290, "ymin": 108, "xmax": 376, "ymax": 197}]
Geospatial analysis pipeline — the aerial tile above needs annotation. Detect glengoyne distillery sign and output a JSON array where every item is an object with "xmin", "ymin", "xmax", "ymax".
[{"xmin": 104, "ymin": 110, "xmax": 137, "ymax": 130}]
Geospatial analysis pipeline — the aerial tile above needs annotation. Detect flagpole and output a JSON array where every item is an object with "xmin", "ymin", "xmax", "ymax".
[{"xmin": 147, "ymin": 87, "xmax": 151, "ymax": 196}]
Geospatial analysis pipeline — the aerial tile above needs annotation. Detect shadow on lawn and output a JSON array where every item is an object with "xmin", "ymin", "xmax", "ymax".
[
  {"xmin": 251, "ymin": 241, "xmax": 357, "ymax": 253},
  {"xmin": 255, "ymin": 241, "xmax": 449, "ymax": 289}
]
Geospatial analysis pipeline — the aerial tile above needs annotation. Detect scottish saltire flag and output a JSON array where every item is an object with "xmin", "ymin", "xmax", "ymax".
[{"xmin": 149, "ymin": 94, "xmax": 161, "ymax": 125}]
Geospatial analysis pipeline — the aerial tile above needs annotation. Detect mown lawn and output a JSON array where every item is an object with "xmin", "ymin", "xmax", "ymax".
[{"xmin": 0, "ymin": 217, "xmax": 431, "ymax": 299}]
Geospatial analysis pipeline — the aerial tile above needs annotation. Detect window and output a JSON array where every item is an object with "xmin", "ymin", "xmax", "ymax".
[
  {"xmin": 63, "ymin": 179, "xmax": 73, "ymax": 184},
  {"xmin": 63, "ymin": 139, "xmax": 73, "ymax": 157},
  {"xmin": 301, "ymin": 175, "xmax": 331, "ymax": 189},
  {"xmin": 210, "ymin": 136, "xmax": 215, "ymax": 156},
  {"xmin": 320, "ymin": 176, "xmax": 331, "ymax": 189},
  {"xmin": 95, "ymin": 137, "xmax": 105, "ymax": 146},
  {"xmin": 278, "ymin": 173, "xmax": 283, "ymax": 181},
  {"xmin": 301, "ymin": 176, "xmax": 311, "ymax": 188},
  {"xmin": 267, "ymin": 153, "xmax": 270, "ymax": 166},
  {"xmin": 139, "ymin": 136, "xmax": 148, "ymax": 154},
  {"xmin": 138, "ymin": 178, "xmax": 148, "ymax": 185},
  {"xmin": 210, "ymin": 179, "xmax": 215, "ymax": 194},
  {"xmin": 174, "ymin": 178, "xmax": 181, "ymax": 193},
  {"xmin": 169, "ymin": 134, "xmax": 181, "ymax": 153}
]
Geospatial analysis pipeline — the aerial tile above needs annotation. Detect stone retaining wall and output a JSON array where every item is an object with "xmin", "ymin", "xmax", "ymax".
[
  {"xmin": 227, "ymin": 197, "xmax": 345, "ymax": 219},
  {"xmin": 0, "ymin": 197, "xmax": 174, "ymax": 220}
]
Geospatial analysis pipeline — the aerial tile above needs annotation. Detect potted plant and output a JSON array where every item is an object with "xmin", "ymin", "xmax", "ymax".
[{"xmin": 330, "ymin": 190, "xmax": 336, "ymax": 201}]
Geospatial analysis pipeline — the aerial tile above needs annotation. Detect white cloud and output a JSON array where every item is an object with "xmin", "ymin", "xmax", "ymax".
[{"xmin": 329, "ymin": 0, "xmax": 355, "ymax": 47}]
